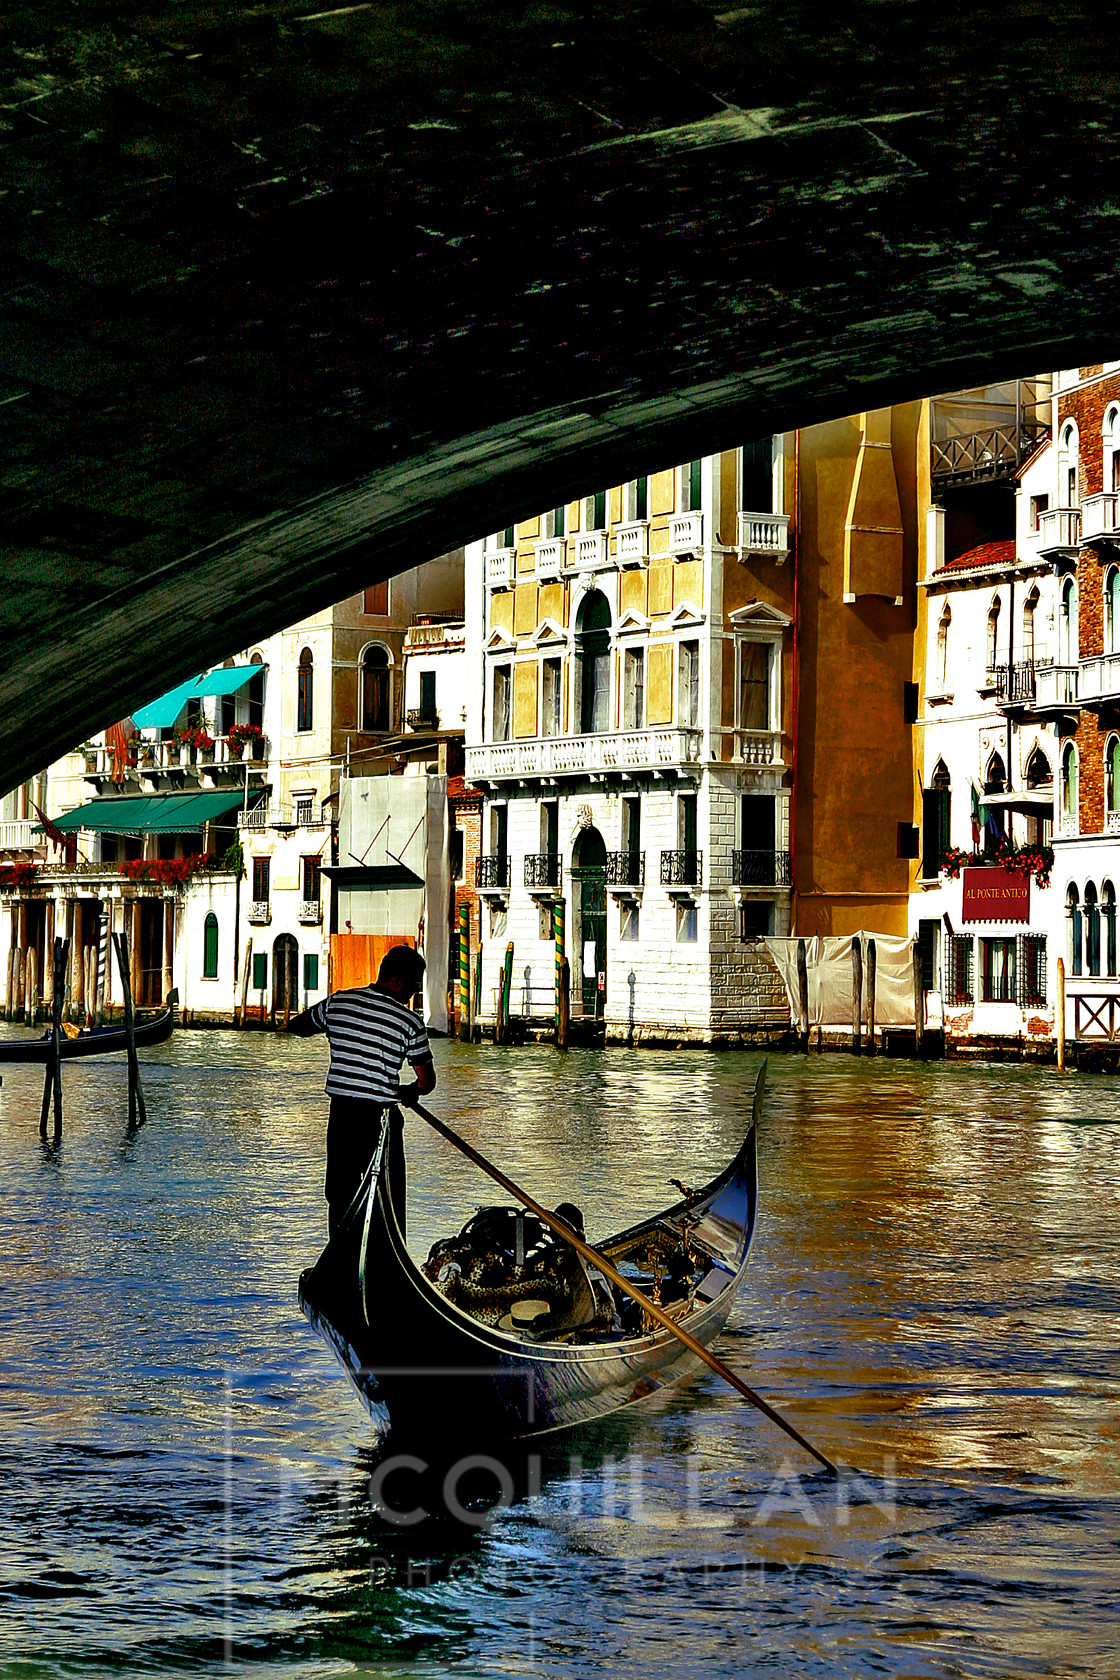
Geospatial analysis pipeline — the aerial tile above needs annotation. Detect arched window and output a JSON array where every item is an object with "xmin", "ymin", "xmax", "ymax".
[
  {"xmin": 203, "ymin": 911, "xmax": 219, "ymax": 979},
  {"xmin": 936, "ymin": 603, "xmax": 950, "ymax": 689},
  {"xmin": 1025, "ymin": 747, "xmax": 1052, "ymax": 789},
  {"xmin": 1059, "ymin": 577, "xmax": 1078, "ymax": 665},
  {"xmin": 986, "ymin": 596, "xmax": 1001, "ymax": 674},
  {"xmin": 984, "ymin": 752, "xmax": 1006, "ymax": 793},
  {"xmin": 922, "ymin": 760, "xmax": 951, "ymax": 879},
  {"xmin": 1059, "ymin": 420, "xmax": 1080, "ymax": 506},
  {"xmin": 1104, "ymin": 881, "xmax": 1117, "ymax": 977},
  {"xmin": 248, "ymin": 650, "xmax": 265, "ymax": 732},
  {"xmin": 574, "ymin": 590, "xmax": 611, "ymax": 734},
  {"xmin": 1106, "ymin": 568, "xmax": 1120, "ymax": 655},
  {"xmin": 1022, "ymin": 588, "xmax": 1038, "ymax": 665},
  {"xmin": 1105, "ymin": 405, "xmax": 1120, "ymax": 495},
  {"xmin": 1061, "ymin": 742, "xmax": 1079, "ymax": 831},
  {"xmin": 297, "ymin": 647, "xmax": 314, "ymax": 732},
  {"xmin": 360, "ymin": 644, "xmax": 391, "ymax": 732},
  {"xmin": 1086, "ymin": 882, "xmax": 1101, "ymax": 977},
  {"xmin": 1107, "ymin": 736, "xmax": 1120, "ymax": 819},
  {"xmin": 1067, "ymin": 884, "xmax": 1083, "ymax": 977}
]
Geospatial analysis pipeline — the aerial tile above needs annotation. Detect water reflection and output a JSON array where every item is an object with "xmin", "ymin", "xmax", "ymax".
[{"xmin": 1, "ymin": 1034, "xmax": 1119, "ymax": 1675}]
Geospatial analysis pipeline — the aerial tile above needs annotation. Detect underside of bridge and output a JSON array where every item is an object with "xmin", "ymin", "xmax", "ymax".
[{"xmin": 3, "ymin": 1, "xmax": 1120, "ymax": 789}]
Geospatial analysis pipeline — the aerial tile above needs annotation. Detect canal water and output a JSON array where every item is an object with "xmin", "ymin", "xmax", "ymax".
[{"xmin": 1, "ymin": 1032, "xmax": 1118, "ymax": 1677}]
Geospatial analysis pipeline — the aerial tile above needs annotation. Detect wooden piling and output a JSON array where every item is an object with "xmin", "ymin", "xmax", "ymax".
[
  {"xmin": 43, "ymin": 901, "xmax": 55, "ymax": 1007},
  {"xmin": 1056, "ymin": 957, "xmax": 1066, "ymax": 1072},
  {"xmin": 162, "ymin": 900, "xmax": 174, "ymax": 1006},
  {"xmin": 237, "ymin": 938, "xmax": 253, "ymax": 1029},
  {"xmin": 72, "ymin": 901, "xmax": 84, "ymax": 1019},
  {"xmin": 5, "ymin": 943, "xmax": 15, "ymax": 1022},
  {"xmin": 129, "ymin": 900, "xmax": 141, "ymax": 1009},
  {"xmin": 558, "ymin": 957, "xmax": 570, "ymax": 1048},
  {"xmin": 458, "ymin": 902, "xmax": 471, "ymax": 1042},
  {"xmin": 796, "ymin": 937, "xmax": 809, "ymax": 1054},
  {"xmin": 851, "ymin": 938, "xmax": 863, "ymax": 1055},
  {"xmin": 25, "ymin": 946, "xmax": 37, "ymax": 1027},
  {"xmin": 911, "ymin": 940, "xmax": 924, "ymax": 1057},
  {"xmin": 866, "ymin": 938, "xmax": 877, "ymax": 1056},
  {"xmin": 113, "ymin": 931, "xmax": 147, "ymax": 1128},
  {"xmin": 553, "ymin": 897, "xmax": 566, "ymax": 1043}
]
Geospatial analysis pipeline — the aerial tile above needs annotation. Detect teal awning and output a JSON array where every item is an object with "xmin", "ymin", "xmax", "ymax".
[
  {"xmin": 53, "ymin": 791, "xmax": 247, "ymax": 834},
  {"xmin": 132, "ymin": 665, "xmax": 263, "ymax": 730}
]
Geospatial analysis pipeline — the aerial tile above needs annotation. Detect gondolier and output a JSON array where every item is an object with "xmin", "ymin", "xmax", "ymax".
[{"xmin": 288, "ymin": 945, "xmax": 435, "ymax": 1236}]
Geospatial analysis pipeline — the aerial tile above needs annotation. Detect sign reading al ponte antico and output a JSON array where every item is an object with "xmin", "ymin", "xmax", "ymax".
[{"xmin": 961, "ymin": 867, "xmax": 1031, "ymax": 924}]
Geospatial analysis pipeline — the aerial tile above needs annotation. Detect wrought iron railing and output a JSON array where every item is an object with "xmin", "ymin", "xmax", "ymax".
[
  {"xmin": 660, "ymin": 849, "xmax": 703, "ymax": 887},
  {"xmin": 476, "ymin": 853, "xmax": 511, "ymax": 889},
  {"xmin": 298, "ymin": 900, "xmax": 322, "ymax": 923},
  {"xmin": 524, "ymin": 852, "xmax": 560, "ymax": 888},
  {"xmin": 248, "ymin": 900, "xmax": 271, "ymax": 924},
  {"xmin": 732, "ymin": 849, "xmax": 791, "ymax": 886},
  {"xmin": 405, "ymin": 707, "xmax": 439, "ymax": 729},
  {"xmin": 605, "ymin": 851, "xmax": 645, "ymax": 886}
]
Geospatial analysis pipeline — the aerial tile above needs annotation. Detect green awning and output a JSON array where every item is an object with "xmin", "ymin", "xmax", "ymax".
[
  {"xmin": 132, "ymin": 665, "xmax": 263, "ymax": 730},
  {"xmin": 53, "ymin": 791, "xmax": 247, "ymax": 834}
]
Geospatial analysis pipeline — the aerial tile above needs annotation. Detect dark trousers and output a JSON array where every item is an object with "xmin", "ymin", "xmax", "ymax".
[{"xmin": 325, "ymin": 1097, "xmax": 406, "ymax": 1238}]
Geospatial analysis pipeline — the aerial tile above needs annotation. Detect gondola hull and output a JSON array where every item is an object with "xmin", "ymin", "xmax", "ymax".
[
  {"xmin": 0, "ymin": 1002, "xmax": 175, "ymax": 1063},
  {"xmin": 299, "ymin": 1068, "xmax": 762, "ymax": 1442}
]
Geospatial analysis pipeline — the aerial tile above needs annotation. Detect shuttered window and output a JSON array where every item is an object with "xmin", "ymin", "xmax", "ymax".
[
  {"xmin": 303, "ymin": 953, "xmax": 319, "ymax": 992},
  {"xmin": 203, "ymin": 912, "xmax": 218, "ymax": 979},
  {"xmin": 1019, "ymin": 935, "xmax": 1046, "ymax": 1006},
  {"xmin": 948, "ymin": 935, "xmax": 973, "ymax": 1004},
  {"xmin": 252, "ymin": 952, "xmax": 268, "ymax": 991}
]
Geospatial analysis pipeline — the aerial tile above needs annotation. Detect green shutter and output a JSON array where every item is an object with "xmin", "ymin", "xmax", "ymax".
[
  {"xmin": 303, "ymin": 953, "xmax": 319, "ymax": 992},
  {"xmin": 252, "ymin": 952, "xmax": 267, "ymax": 990},
  {"xmin": 203, "ymin": 912, "xmax": 219, "ymax": 979}
]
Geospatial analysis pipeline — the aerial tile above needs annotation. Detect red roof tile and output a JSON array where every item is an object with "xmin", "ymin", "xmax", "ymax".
[{"xmin": 933, "ymin": 538, "xmax": 1017, "ymax": 576}]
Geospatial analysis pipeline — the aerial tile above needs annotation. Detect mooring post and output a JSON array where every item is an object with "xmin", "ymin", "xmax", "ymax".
[
  {"xmin": 912, "ymin": 940, "xmax": 924, "ymax": 1058},
  {"xmin": 558, "ymin": 957, "xmax": 570, "ymax": 1048},
  {"xmin": 458, "ymin": 902, "xmax": 471, "ymax": 1043},
  {"xmin": 24, "ymin": 946, "xmax": 37, "ymax": 1028},
  {"xmin": 472, "ymin": 947, "xmax": 482, "ymax": 1043},
  {"xmin": 796, "ymin": 937, "xmax": 809, "ymax": 1054},
  {"xmin": 237, "ymin": 938, "xmax": 253, "ymax": 1029},
  {"xmin": 866, "ymin": 938, "xmax": 877, "ymax": 1056},
  {"xmin": 1056, "ymin": 956, "xmax": 1066, "ymax": 1072},
  {"xmin": 113, "ymin": 930, "xmax": 147, "ymax": 1128},
  {"xmin": 5, "ymin": 942, "xmax": 15, "ymax": 1022},
  {"xmin": 851, "ymin": 938, "xmax": 863, "ymax": 1055},
  {"xmin": 553, "ymin": 896, "xmax": 566, "ymax": 1045},
  {"xmin": 501, "ymin": 942, "xmax": 514, "ymax": 1042},
  {"xmin": 95, "ymin": 908, "xmax": 109, "ymax": 1026}
]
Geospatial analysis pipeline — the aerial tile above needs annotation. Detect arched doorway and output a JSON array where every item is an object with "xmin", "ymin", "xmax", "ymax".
[
  {"xmin": 571, "ymin": 825, "xmax": 606, "ymax": 1018},
  {"xmin": 272, "ymin": 933, "xmax": 299, "ymax": 1023}
]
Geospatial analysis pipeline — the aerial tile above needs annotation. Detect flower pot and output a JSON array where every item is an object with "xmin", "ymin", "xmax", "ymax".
[{"xmin": 229, "ymin": 742, "xmax": 246, "ymax": 761}]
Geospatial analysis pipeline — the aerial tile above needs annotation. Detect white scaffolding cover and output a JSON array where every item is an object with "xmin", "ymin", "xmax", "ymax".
[{"xmin": 764, "ymin": 933, "xmax": 916, "ymax": 1030}]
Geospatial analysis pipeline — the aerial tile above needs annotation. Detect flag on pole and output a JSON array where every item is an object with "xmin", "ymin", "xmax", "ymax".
[
  {"xmin": 970, "ymin": 783, "xmax": 983, "ymax": 850},
  {"xmin": 31, "ymin": 800, "xmax": 67, "ymax": 853}
]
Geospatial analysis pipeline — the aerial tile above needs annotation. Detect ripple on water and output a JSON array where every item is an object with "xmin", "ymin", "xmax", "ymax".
[{"xmin": 1, "ymin": 1034, "xmax": 1119, "ymax": 1676}]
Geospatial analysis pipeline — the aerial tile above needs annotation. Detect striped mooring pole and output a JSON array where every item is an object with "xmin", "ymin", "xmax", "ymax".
[
  {"xmin": 458, "ymin": 901, "xmax": 471, "ymax": 1042},
  {"xmin": 553, "ymin": 896, "xmax": 565, "ymax": 1032}
]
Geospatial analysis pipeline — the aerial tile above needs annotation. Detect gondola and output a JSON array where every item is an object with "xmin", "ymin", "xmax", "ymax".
[
  {"xmin": 298, "ymin": 1066, "xmax": 762, "ymax": 1442},
  {"xmin": 0, "ymin": 998, "xmax": 176, "ymax": 1063}
]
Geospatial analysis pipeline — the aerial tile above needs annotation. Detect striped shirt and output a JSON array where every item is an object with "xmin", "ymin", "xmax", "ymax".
[{"xmin": 306, "ymin": 985, "xmax": 432, "ymax": 1102}]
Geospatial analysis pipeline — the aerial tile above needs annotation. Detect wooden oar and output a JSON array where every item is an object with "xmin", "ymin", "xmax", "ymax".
[{"xmin": 405, "ymin": 1097, "xmax": 838, "ymax": 1477}]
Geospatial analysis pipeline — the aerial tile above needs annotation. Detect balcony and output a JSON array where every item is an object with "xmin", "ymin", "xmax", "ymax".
[
  {"xmin": 573, "ymin": 530, "xmax": 609, "ymax": 570},
  {"xmin": 991, "ymin": 660, "xmax": 1048, "ymax": 711},
  {"xmin": 248, "ymin": 900, "xmax": 271, "ymax": 924},
  {"xmin": 931, "ymin": 418, "xmax": 1049, "ymax": 486},
  {"xmin": 466, "ymin": 727, "xmax": 703, "ymax": 783},
  {"xmin": 661, "ymin": 849, "xmax": 703, "ymax": 887},
  {"xmin": 732, "ymin": 848, "xmax": 791, "ymax": 887},
  {"xmin": 298, "ymin": 899, "xmax": 322, "ymax": 924},
  {"xmin": 668, "ymin": 512, "xmax": 703, "ymax": 553},
  {"xmin": 605, "ymin": 851, "xmax": 645, "ymax": 887},
  {"xmin": 734, "ymin": 728, "xmax": 783, "ymax": 767},
  {"xmin": 84, "ymin": 735, "xmax": 269, "ymax": 782},
  {"xmin": 406, "ymin": 707, "xmax": 439, "ymax": 730},
  {"xmin": 616, "ymin": 522, "xmax": 649, "ymax": 566},
  {"xmin": 1034, "ymin": 664, "xmax": 1079, "ymax": 712},
  {"xmin": 238, "ymin": 803, "xmax": 328, "ymax": 831},
  {"xmin": 487, "ymin": 547, "xmax": 514, "ymax": 589},
  {"xmin": 737, "ymin": 511, "xmax": 790, "ymax": 560},
  {"xmin": 1038, "ymin": 507, "xmax": 1081, "ymax": 562},
  {"xmin": 1081, "ymin": 492, "xmax": 1120, "ymax": 548},
  {"xmin": 476, "ymin": 853, "xmax": 511, "ymax": 891},
  {"xmin": 0, "ymin": 819, "xmax": 37, "ymax": 852},
  {"xmin": 535, "ymin": 538, "xmax": 566, "ymax": 579},
  {"xmin": 524, "ymin": 852, "xmax": 560, "ymax": 889},
  {"xmin": 1078, "ymin": 653, "xmax": 1120, "ymax": 709}
]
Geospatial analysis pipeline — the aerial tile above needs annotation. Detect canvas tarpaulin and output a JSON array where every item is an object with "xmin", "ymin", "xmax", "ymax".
[{"xmin": 764, "ymin": 933, "xmax": 916, "ymax": 1030}]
